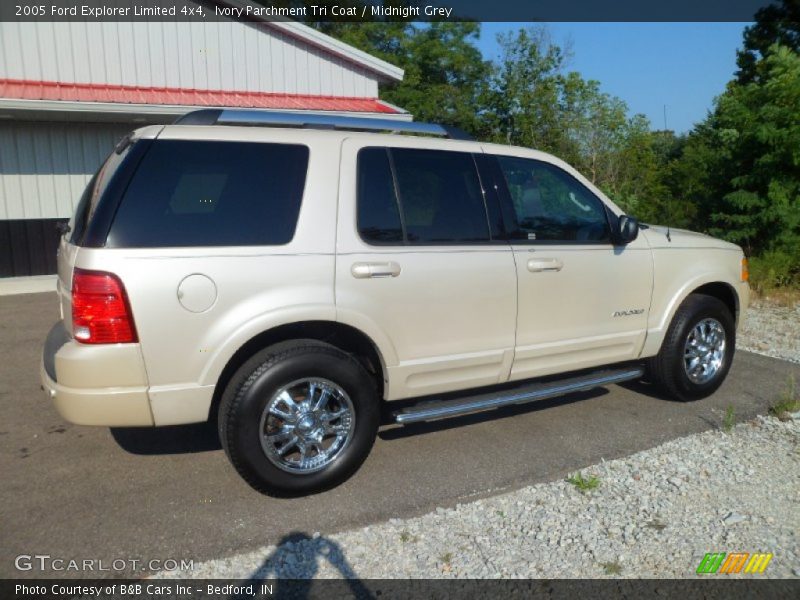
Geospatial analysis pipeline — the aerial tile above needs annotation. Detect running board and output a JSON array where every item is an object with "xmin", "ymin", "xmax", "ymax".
[{"xmin": 394, "ymin": 366, "xmax": 644, "ymax": 425}]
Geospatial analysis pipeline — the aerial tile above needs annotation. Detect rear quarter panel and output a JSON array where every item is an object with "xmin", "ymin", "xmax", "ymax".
[{"xmin": 71, "ymin": 130, "xmax": 341, "ymax": 422}]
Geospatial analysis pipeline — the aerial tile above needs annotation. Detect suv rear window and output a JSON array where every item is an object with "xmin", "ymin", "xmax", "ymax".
[{"xmin": 106, "ymin": 140, "xmax": 308, "ymax": 248}]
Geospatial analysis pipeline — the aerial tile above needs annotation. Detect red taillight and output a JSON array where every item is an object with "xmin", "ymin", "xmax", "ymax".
[{"xmin": 71, "ymin": 269, "xmax": 137, "ymax": 344}]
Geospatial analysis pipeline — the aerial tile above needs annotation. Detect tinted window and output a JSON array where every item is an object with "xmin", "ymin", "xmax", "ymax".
[
  {"xmin": 357, "ymin": 148, "xmax": 403, "ymax": 243},
  {"xmin": 70, "ymin": 136, "xmax": 133, "ymax": 245},
  {"xmin": 497, "ymin": 156, "xmax": 610, "ymax": 243},
  {"xmin": 107, "ymin": 140, "xmax": 308, "ymax": 247},
  {"xmin": 392, "ymin": 149, "xmax": 489, "ymax": 243}
]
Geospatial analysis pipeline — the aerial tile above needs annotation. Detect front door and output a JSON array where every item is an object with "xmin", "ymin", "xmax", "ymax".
[{"xmin": 488, "ymin": 152, "xmax": 653, "ymax": 381}]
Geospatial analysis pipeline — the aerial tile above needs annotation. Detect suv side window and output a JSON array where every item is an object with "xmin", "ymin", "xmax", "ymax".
[
  {"xmin": 357, "ymin": 148, "xmax": 404, "ymax": 244},
  {"xmin": 106, "ymin": 140, "xmax": 309, "ymax": 248},
  {"xmin": 356, "ymin": 147, "xmax": 491, "ymax": 245},
  {"xmin": 496, "ymin": 156, "xmax": 611, "ymax": 243}
]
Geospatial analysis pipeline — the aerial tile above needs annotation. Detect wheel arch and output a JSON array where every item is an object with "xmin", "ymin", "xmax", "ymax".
[
  {"xmin": 207, "ymin": 320, "xmax": 388, "ymax": 421},
  {"xmin": 692, "ymin": 281, "xmax": 739, "ymax": 325},
  {"xmin": 642, "ymin": 275, "xmax": 742, "ymax": 358}
]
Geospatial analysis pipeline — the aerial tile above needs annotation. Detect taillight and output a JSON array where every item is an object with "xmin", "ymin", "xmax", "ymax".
[
  {"xmin": 71, "ymin": 268, "xmax": 138, "ymax": 344},
  {"xmin": 741, "ymin": 257, "xmax": 749, "ymax": 282}
]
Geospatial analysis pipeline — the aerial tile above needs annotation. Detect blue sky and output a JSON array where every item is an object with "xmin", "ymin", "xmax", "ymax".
[{"xmin": 476, "ymin": 23, "xmax": 750, "ymax": 134}]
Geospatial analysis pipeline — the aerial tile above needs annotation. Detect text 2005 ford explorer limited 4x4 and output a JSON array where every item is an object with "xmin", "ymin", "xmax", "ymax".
[{"xmin": 41, "ymin": 110, "xmax": 749, "ymax": 496}]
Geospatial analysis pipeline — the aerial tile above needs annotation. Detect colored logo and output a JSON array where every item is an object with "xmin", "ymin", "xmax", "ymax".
[{"xmin": 696, "ymin": 552, "xmax": 773, "ymax": 574}]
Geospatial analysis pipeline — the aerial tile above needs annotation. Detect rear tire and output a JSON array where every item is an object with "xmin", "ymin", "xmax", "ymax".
[
  {"xmin": 219, "ymin": 340, "xmax": 379, "ymax": 496},
  {"xmin": 647, "ymin": 293, "xmax": 735, "ymax": 401}
]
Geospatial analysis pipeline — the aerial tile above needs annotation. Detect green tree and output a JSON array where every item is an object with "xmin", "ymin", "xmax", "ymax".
[
  {"xmin": 714, "ymin": 45, "xmax": 800, "ymax": 259},
  {"xmin": 485, "ymin": 27, "xmax": 567, "ymax": 149},
  {"xmin": 485, "ymin": 27, "xmax": 667, "ymax": 220},
  {"xmin": 312, "ymin": 21, "xmax": 490, "ymax": 135},
  {"xmin": 736, "ymin": 0, "xmax": 800, "ymax": 84}
]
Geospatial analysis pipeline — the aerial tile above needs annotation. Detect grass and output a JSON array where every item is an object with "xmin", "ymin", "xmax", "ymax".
[
  {"xmin": 567, "ymin": 472, "xmax": 600, "ymax": 493},
  {"xmin": 600, "ymin": 561, "xmax": 623, "ymax": 576},
  {"xmin": 439, "ymin": 552, "xmax": 453, "ymax": 565},
  {"xmin": 769, "ymin": 375, "xmax": 800, "ymax": 421},
  {"xmin": 751, "ymin": 288, "xmax": 800, "ymax": 308},
  {"xmin": 722, "ymin": 405, "xmax": 736, "ymax": 434}
]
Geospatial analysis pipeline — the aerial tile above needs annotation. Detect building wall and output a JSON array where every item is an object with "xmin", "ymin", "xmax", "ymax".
[
  {"xmin": 0, "ymin": 21, "xmax": 379, "ymax": 98},
  {"xmin": 0, "ymin": 120, "xmax": 129, "ymax": 221},
  {"xmin": 0, "ymin": 120, "xmax": 129, "ymax": 277}
]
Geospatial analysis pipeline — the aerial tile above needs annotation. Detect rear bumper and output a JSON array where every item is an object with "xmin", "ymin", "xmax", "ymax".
[{"xmin": 40, "ymin": 322, "xmax": 154, "ymax": 426}]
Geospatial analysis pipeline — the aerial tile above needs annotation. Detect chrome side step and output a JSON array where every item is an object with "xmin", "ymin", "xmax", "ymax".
[{"xmin": 394, "ymin": 366, "xmax": 644, "ymax": 425}]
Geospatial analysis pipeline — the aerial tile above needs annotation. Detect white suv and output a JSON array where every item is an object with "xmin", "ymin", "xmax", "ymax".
[{"xmin": 41, "ymin": 110, "xmax": 750, "ymax": 495}]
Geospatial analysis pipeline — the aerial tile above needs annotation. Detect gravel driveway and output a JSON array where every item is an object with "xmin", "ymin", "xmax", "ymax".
[
  {"xmin": 739, "ymin": 300, "xmax": 800, "ymax": 364},
  {"xmin": 157, "ymin": 301, "xmax": 800, "ymax": 580},
  {"xmin": 161, "ymin": 413, "xmax": 799, "ymax": 579}
]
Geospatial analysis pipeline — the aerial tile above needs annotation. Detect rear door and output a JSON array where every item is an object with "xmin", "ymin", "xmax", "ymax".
[
  {"xmin": 335, "ymin": 139, "xmax": 518, "ymax": 400},
  {"xmin": 487, "ymin": 152, "xmax": 653, "ymax": 380}
]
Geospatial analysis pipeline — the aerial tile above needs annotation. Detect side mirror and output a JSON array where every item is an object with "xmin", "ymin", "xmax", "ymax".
[{"xmin": 616, "ymin": 215, "xmax": 639, "ymax": 244}]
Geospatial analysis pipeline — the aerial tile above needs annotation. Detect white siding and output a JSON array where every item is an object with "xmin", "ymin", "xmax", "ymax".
[
  {"xmin": 0, "ymin": 122, "xmax": 130, "ymax": 220},
  {"xmin": 0, "ymin": 21, "xmax": 380, "ymax": 98}
]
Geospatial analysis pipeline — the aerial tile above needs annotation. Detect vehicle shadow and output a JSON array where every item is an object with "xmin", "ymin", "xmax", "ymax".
[
  {"xmin": 109, "ymin": 383, "xmax": 617, "ymax": 454},
  {"xmin": 617, "ymin": 378, "xmax": 682, "ymax": 402},
  {"xmin": 379, "ymin": 386, "xmax": 608, "ymax": 440},
  {"xmin": 230, "ymin": 532, "xmax": 373, "ymax": 599},
  {"xmin": 110, "ymin": 420, "xmax": 221, "ymax": 455}
]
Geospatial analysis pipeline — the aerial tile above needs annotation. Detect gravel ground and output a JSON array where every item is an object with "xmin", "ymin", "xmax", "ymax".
[
  {"xmin": 739, "ymin": 300, "xmax": 800, "ymax": 364},
  {"xmin": 161, "ymin": 413, "xmax": 799, "ymax": 579},
  {"xmin": 154, "ymin": 302, "xmax": 799, "ymax": 580}
]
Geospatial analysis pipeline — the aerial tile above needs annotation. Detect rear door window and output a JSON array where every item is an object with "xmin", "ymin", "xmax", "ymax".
[
  {"xmin": 357, "ymin": 148, "xmax": 404, "ymax": 244},
  {"xmin": 356, "ymin": 147, "xmax": 491, "ymax": 245},
  {"xmin": 106, "ymin": 140, "xmax": 309, "ymax": 248}
]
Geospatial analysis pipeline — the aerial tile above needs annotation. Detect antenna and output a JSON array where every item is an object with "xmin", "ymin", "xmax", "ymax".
[{"xmin": 662, "ymin": 104, "xmax": 672, "ymax": 242}]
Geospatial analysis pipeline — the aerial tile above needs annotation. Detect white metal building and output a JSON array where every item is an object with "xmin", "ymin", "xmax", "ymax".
[{"xmin": 0, "ymin": 6, "xmax": 406, "ymax": 282}]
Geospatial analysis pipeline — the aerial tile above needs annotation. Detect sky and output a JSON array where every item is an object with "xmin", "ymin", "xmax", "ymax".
[{"xmin": 476, "ymin": 23, "xmax": 750, "ymax": 134}]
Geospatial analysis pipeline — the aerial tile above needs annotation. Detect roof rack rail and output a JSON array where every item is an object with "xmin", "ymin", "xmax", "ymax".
[{"xmin": 173, "ymin": 109, "xmax": 473, "ymax": 141}]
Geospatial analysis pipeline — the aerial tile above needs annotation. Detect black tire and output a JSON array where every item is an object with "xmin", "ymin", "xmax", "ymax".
[
  {"xmin": 647, "ymin": 293, "xmax": 735, "ymax": 401},
  {"xmin": 218, "ymin": 340, "xmax": 379, "ymax": 496}
]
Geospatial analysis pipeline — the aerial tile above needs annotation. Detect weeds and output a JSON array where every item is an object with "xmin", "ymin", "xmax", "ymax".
[
  {"xmin": 769, "ymin": 375, "xmax": 799, "ymax": 421},
  {"xmin": 400, "ymin": 530, "xmax": 417, "ymax": 543},
  {"xmin": 723, "ymin": 405, "xmax": 736, "ymax": 433},
  {"xmin": 645, "ymin": 519, "xmax": 667, "ymax": 532},
  {"xmin": 567, "ymin": 472, "xmax": 600, "ymax": 493},
  {"xmin": 601, "ymin": 561, "xmax": 623, "ymax": 575}
]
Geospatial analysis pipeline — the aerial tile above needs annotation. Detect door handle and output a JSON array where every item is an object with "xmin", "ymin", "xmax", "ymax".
[
  {"xmin": 527, "ymin": 258, "xmax": 563, "ymax": 273},
  {"xmin": 351, "ymin": 261, "xmax": 402, "ymax": 279}
]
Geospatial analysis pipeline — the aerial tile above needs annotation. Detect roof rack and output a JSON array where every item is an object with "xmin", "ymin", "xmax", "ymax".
[{"xmin": 173, "ymin": 109, "xmax": 473, "ymax": 141}]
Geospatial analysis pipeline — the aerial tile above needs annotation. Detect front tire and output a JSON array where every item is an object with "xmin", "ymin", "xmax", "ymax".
[
  {"xmin": 647, "ymin": 293, "xmax": 735, "ymax": 401},
  {"xmin": 219, "ymin": 340, "xmax": 379, "ymax": 496}
]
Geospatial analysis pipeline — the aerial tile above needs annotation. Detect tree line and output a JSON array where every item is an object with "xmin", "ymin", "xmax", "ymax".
[{"xmin": 313, "ymin": 2, "xmax": 799, "ymax": 290}]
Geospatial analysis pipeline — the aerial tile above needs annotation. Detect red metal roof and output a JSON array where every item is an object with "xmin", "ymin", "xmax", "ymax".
[{"xmin": 0, "ymin": 78, "xmax": 401, "ymax": 114}]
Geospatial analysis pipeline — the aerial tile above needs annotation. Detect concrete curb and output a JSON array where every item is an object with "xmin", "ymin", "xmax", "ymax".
[{"xmin": 0, "ymin": 275, "xmax": 57, "ymax": 296}]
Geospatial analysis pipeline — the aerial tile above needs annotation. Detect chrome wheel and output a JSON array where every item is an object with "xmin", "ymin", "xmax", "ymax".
[
  {"xmin": 259, "ymin": 378, "xmax": 355, "ymax": 474},
  {"xmin": 683, "ymin": 318, "xmax": 726, "ymax": 385}
]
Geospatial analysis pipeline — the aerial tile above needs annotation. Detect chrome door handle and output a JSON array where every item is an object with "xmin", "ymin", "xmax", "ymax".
[
  {"xmin": 527, "ymin": 258, "xmax": 563, "ymax": 273},
  {"xmin": 351, "ymin": 261, "xmax": 401, "ymax": 279}
]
